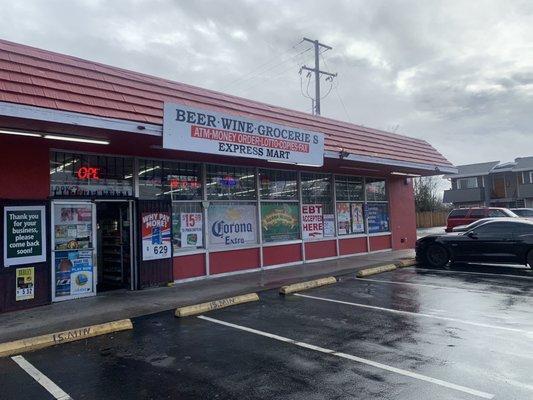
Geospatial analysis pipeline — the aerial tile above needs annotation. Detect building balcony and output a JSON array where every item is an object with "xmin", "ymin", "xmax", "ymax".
[
  {"xmin": 518, "ymin": 183, "xmax": 533, "ymax": 199},
  {"xmin": 443, "ymin": 187, "xmax": 484, "ymax": 204}
]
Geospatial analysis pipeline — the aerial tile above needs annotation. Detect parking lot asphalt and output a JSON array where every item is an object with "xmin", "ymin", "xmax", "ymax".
[{"xmin": 1, "ymin": 264, "xmax": 532, "ymax": 400}]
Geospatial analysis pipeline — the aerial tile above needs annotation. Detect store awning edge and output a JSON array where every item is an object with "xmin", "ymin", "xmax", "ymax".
[{"xmin": 0, "ymin": 101, "xmax": 456, "ymax": 175}]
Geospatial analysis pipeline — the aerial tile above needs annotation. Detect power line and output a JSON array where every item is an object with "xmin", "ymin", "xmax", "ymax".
[
  {"xmin": 232, "ymin": 45, "xmax": 315, "ymax": 95},
  {"xmin": 222, "ymin": 40, "xmax": 303, "ymax": 88},
  {"xmin": 222, "ymin": 42, "xmax": 311, "ymax": 91},
  {"xmin": 320, "ymin": 51, "xmax": 352, "ymax": 123}
]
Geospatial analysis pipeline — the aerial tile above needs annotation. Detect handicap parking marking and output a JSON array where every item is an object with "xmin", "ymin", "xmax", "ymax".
[
  {"xmin": 198, "ymin": 315, "xmax": 494, "ymax": 399},
  {"xmin": 294, "ymin": 293, "xmax": 532, "ymax": 335},
  {"xmin": 407, "ymin": 267, "xmax": 533, "ymax": 280},
  {"xmin": 353, "ymin": 276, "xmax": 533, "ymax": 300},
  {"xmin": 11, "ymin": 355, "xmax": 72, "ymax": 400}
]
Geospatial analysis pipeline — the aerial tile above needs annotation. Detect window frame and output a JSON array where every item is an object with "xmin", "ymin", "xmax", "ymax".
[
  {"xmin": 206, "ymin": 163, "xmax": 257, "ymax": 201},
  {"xmin": 457, "ymin": 177, "xmax": 478, "ymax": 190}
]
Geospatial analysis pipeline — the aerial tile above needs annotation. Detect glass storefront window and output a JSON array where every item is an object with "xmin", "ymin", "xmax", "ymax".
[
  {"xmin": 335, "ymin": 176, "xmax": 364, "ymax": 201},
  {"xmin": 172, "ymin": 202, "xmax": 204, "ymax": 252},
  {"xmin": 206, "ymin": 165, "xmax": 256, "ymax": 200},
  {"xmin": 367, "ymin": 203, "xmax": 390, "ymax": 233},
  {"xmin": 207, "ymin": 202, "xmax": 258, "ymax": 246},
  {"xmin": 301, "ymin": 173, "xmax": 332, "ymax": 209},
  {"xmin": 259, "ymin": 170, "xmax": 298, "ymax": 200},
  {"xmin": 50, "ymin": 152, "xmax": 133, "ymax": 197},
  {"xmin": 365, "ymin": 178, "xmax": 387, "ymax": 202},
  {"xmin": 261, "ymin": 202, "xmax": 300, "ymax": 242},
  {"xmin": 138, "ymin": 159, "xmax": 202, "ymax": 200}
]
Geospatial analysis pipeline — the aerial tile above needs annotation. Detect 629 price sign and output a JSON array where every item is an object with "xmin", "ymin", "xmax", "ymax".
[
  {"xmin": 150, "ymin": 244, "xmax": 169, "ymax": 255},
  {"xmin": 141, "ymin": 212, "xmax": 172, "ymax": 261}
]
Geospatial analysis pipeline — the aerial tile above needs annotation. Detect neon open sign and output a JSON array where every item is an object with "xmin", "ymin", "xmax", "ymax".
[{"xmin": 75, "ymin": 167, "xmax": 100, "ymax": 180}]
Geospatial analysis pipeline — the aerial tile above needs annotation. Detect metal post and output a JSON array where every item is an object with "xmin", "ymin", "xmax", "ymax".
[
  {"xmin": 314, "ymin": 40, "xmax": 320, "ymax": 115},
  {"xmin": 301, "ymin": 37, "xmax": 337, "ymax": 116}
]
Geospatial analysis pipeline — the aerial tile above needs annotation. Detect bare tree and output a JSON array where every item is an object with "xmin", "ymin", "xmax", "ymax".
[{"xmin": 413, "ymin": 176, "xmax": 446, "ymax": 212}]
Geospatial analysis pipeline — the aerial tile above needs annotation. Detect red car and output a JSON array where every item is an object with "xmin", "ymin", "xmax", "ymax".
[{"xmin": 445, "ymin": 207, "xmax": 519, "ymax": 232}]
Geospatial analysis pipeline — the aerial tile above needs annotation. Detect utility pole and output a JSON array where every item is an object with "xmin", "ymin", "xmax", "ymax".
[{"xmin": 300, "ymin": 37, "xmax": 337, "ymax": 115}]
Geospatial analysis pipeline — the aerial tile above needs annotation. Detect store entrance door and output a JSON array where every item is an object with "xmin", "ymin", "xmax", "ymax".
[
  {"xmin": 52, "ymin": 201, "xmax": 97, "ymax": 302},
  {"xmin": 95, "ymin": 201, "xmax": 134, "ymax": 291}
]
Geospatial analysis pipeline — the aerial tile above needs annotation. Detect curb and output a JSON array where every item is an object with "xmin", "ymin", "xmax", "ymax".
[
  {"xmin": 0, "ymin": 319, "xmax": 133, "ymax": 358},
  {"xmin": 356, "ymin": 264, "xmax": 397, "ymax": 278},
  {"xmin": 175, "ymin": 293, "xmax": 259, "ymax": 317},
  {"xmin": 397, "ymin": 258, "xmax": 417, "ymax": 267},
  {"xmin": 279, "ymin": 276, "xmax": 337, "ymax": 295}
]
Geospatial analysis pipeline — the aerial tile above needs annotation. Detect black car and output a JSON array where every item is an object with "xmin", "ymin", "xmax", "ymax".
[{"xmin": 416, "ymin": 219, "xmax": 533, "ymax": 268}]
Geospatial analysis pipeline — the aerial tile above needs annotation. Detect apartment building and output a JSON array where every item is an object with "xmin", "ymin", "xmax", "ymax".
[{"xmin": 443, "ymin": 157, "xmax": 533, "ymax": 208}]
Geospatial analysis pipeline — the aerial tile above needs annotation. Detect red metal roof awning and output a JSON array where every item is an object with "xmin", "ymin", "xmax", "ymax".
[{"xmin": 0, "ymin": 39, "xmax": 455, "ymax": 174}]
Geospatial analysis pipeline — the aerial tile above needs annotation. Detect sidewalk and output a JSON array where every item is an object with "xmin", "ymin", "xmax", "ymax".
[{"xmin": 0, "ymin": 249, "xmax": 414, "ymax": 343}]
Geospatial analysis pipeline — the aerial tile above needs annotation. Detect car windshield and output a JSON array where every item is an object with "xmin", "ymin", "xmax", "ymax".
[{"xmin": 512, "ymin": 209, "xmax": 533, "ymax": 217}]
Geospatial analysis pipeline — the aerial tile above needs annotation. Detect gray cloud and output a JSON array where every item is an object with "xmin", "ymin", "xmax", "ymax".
[{"xmin": 1, "ymin": 0, "xmax": 532, "ymax": 166}]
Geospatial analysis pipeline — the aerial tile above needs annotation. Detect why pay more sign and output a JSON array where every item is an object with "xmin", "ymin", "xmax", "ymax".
[
  {"xmin": 163, "ymin": 103, "xmax": 325, "ymax": 166},
  {"xmin": 3, "ymin": 206, "xmax": 47, "ymax": 267}
]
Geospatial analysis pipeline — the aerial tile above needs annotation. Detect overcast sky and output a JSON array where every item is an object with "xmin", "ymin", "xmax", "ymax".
[{"xmin": 1, "ymin": 0, "xmax": 532, "ymax": 168}]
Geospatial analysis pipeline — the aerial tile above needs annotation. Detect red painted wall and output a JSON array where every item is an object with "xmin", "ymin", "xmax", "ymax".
[
  {"xmin": 369, "ymin": 235, "xmax": 392, "ymax": 251},
  {"xmin": 388, "ymin": 176, "xmax": 417, "ymax": 249},
  {"xmin": 263, "ymin": 243, "xmax": 302, "ymax": 266},
  {"xmin": 0, "ymin": 136, "xmax": 49, "ymax": 199},
  {"xmin": 209, "ymin": 248, "xmax": 260, "ymax": 275},
  {"xmin": 338, "ymin": 237, "xmax": 367, "ymax": 255},
  {"xmin": 173, "ymin": 253, "xmax": 206, "ymax": 280},
  {"xmin": 305, "ymin": 240, "xmax": 337, "ymax": 260}
]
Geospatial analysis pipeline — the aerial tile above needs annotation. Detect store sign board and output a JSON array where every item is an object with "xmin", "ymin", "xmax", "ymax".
[
  {"xmin": 301, "ymin": 204, "xmax": 324, "ymax": 239},
  {"xmin": 3, "ymin": 206, "xmax": 46, "ymax": 267},
  {"xmin": 208, "ymin": 204, "xmax": 257, "ymax": 246},
  {"xmin": 163, "ymin": 103, "xmax": 325, "ymax": 166},
  {"xmin": 16, "ymin": 267, "xmax": 35, "ymax": 301},
  {"xmin": 51, "ymin": 184, "xmax": 133, "ymax": 198},
  {"xmin": 180, "ymin": 212, "xmax": 203, "ymax": 248},
  {"xmin": 261, "ymin": 203, "xmax": 300, "ymax": 242},
  {"xmin": 141, "ymin": 212, "xmax": 172, "ymax": 260}
]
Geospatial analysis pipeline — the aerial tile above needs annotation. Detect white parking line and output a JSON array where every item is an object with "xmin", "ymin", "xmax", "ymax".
[
  {"xmin": 408, "ymin": 267, "xmax": 533, "ymax": 280},
  {"xmin": 11, "ymin": 355, "xmax": 72, "ymax": 400},
  {"xmin": 198, "ymin": 315, "xmax": 494, "ymax": 399},
  {"xmin": 354, "ymin": 277, "xmax": 533, "ymax": 299},
  {"xmin": 294, "ymin": 293, "xmax": 531, "ymax": 334}
]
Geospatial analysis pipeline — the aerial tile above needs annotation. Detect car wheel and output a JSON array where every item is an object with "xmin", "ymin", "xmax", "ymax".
[{"xmin": 425, "ymin": 244, "xmax": 450, "ymax": 268}]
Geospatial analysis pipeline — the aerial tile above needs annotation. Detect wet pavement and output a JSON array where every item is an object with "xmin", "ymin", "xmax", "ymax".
[{"xmin": 1, "ymin": 263, "xmax": 532, "ymax": 400}]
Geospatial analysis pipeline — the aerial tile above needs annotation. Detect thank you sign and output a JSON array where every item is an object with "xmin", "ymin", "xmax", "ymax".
[
  {"xmin": 4, "ymin": 206, "xmax": 46, "ymax": 267},
  {"xmin": 163, "ymin": 103, "xmax": 325, "ymax": 166}
]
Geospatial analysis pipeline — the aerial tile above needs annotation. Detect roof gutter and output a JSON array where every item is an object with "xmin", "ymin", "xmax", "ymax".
[
  {"xmin": 324, "ymin": 150, "xmax": 457, "ymax": 175},
  {"xmin": 0, "ymin": 101, "xmax": 162, "ymax": 136}
]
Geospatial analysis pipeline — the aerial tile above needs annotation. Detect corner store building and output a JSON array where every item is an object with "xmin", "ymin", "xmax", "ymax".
[{"xmin": 0, "ymin": 40, "xmax": 455, "ymax": 313}]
